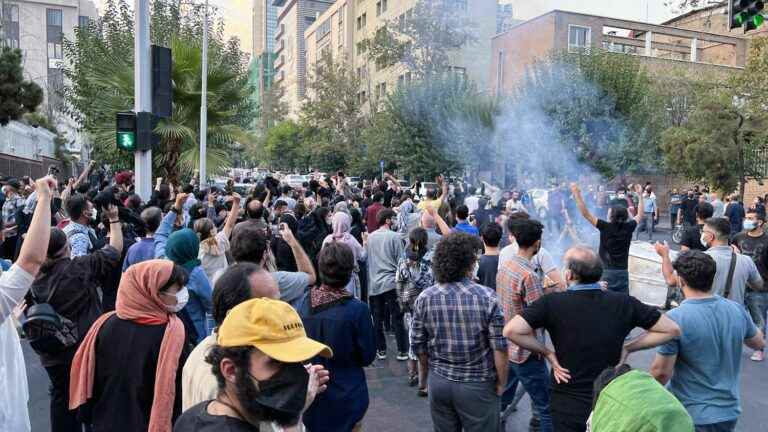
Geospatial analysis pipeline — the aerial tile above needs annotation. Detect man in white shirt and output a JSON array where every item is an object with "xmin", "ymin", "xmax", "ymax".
[{"xmin": 498, "ymin": 212, "xmax": 565, "ymax": 291}]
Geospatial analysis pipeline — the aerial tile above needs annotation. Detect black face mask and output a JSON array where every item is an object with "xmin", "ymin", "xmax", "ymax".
[{"xmin": 236, "ymin": 362, "xmax": 309, "ymax": 427}]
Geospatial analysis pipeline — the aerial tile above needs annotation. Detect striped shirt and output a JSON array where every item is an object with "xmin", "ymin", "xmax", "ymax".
[
  {"xmin": 411, "ymin": 278, "xmax": 507, "ymax": 383},
  {"xmin": 497, "ymin": 255, "xmax": 546, "ymax": 364}
]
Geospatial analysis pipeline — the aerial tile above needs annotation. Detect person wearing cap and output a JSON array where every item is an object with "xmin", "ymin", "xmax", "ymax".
[
  {"xmin": 1, "ymin": 178, "xmax": 25, "ymax": 259},
  {"xmin": 297, "ymin": 243, "xmax": 376, "ymax": 432},
  {"xmin": 174, "ymin": 297, "xmax": 332, "ymax": 432}
]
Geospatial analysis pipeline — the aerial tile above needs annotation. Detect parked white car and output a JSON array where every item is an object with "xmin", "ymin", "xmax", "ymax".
[{"xmin": 284, "ymin": 174, "xmax": 307, "ymax": 188}]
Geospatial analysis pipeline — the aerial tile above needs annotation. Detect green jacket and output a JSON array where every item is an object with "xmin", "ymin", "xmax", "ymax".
[{"xmin": 590, "ymin": 370, "xmax": 693, "ymax": 432}]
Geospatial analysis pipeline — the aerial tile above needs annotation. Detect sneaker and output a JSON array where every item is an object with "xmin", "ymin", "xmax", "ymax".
[
  {"xmin": 751, "ymin": 351, "xmax": 764, "ymax": 362},
  {"xmin": 376, "ymin": 351, "xmax": 387, "ymax": 360},
  {"xmin": 396, "ymin": 352, "xmax": 409, "ymax": 361},
  {"xmin": 417, "ymin": 388, "xmax": 428, "ymax": 397},
  {"xmin": 408, "ymin": 374, "xmax": 418, "ymax": 387}
]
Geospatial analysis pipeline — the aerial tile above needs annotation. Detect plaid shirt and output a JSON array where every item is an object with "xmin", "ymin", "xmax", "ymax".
[
  {"xmin": 497, "ymin": 255, "xmax": 546, "ymax": 364},
  {"xmin": 1, "ymin": 194, "xmax": 24, "ymax": 227},
  {"xmin": 411, "ymin": 278, "xmax": 507, "ymax": 383}
]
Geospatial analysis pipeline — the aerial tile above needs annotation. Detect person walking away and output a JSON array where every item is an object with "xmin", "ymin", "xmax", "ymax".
[
  {"xmin": 571, "ymin": 183, "xmax": 644, "ymax": 294},
  {"xmin": 650, "ymin": 251, "xmax": 765, "ymax": 432},
  {"xmin": 679, "ymin": 203, "xmax": 714, "ymax": 252},
  {"xmin": 453, "ymin": 205, "xmax": 479, "ymax": 236},
  {"xmin": 26, "ymin": 205, "xmax": 122, "ymax": 432},
  {"xmin": 477, "ymin": 223, "xmax": 502, "ymax": 290},
  {"xmin": 123, "ymin": 207, "xmax": 163, "ymax": 271},
  {"xmin": 0, "ymin": 176, "xmax": 54, "ymax": 432},
  {"xmin": 669, "ymin": 189, "xmax": 683, "ymax": 229},
  {"xmin": 173, "ymin": 298, "xmax": 332, "ymax": 432},
  {"xmin": 658, "ymin": 218, "xmax": 763, "ymax": 307},
  {"xmin": 496, "ymin": 219, "xmax": 554, "ymax": 432},
  {"xmin": 411, "ymin": 232, "xmax": 508, "ymax": 432},
  {"xmin": 678, "ymin": 190, "xmax": 698, "ymax": 228},
  {"xmin": 724, "ymin": 194, "xmax": 745, "ymax": 239},
  {"xmin": 366, "ymin": 208, "xmax": 407, "ymax": 360},
  {"xmin": 637, "ymin": 185, "xmax": 657, "ymax": 241},
  {"xmin": 321, "ymin": 212, "xmax": 366, "ymax": 299},
  {"xmin": 729, "ymin": 209, "xmax": 768, "ymax": 362},
  {"xmin": 711, "ymin": 193, "xmax": 726, "ymax": 218},
  {"xmin": 503, "ymin": 245, "xmax": 680, "ymax": 432},
  {"xmin": 297, "ymin": 243, "xmax": 376, "ymax": 431},
  {"xmin": 396, "ymin": 228, "xmax": 434, "ymax": 395},
  {"xmin": 365, "ymin": 193, "xmax": 384, "ymax": 234},
  {"xmin": 68, "ymin": 260, "xmax": 192, "ymax": 432},
  {"xmin": 195, "ymin": 192, "xmax": 240, "ymax": 281}
]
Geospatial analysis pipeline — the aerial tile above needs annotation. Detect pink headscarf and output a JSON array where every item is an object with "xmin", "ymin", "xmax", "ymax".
[{"xmin": 323, "ymin": 212, "xmax": 364, "ymax": 262}]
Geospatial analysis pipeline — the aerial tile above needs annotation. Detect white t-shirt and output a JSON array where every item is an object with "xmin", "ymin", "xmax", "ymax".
[
  {"xmin": 498, "ymin": 242, "xmax": 558, "ymax": 279},
  {"xmin": 0, "ymin": 264, "xmax": 34, "ymax": 324},
  {"xmin": 0, "ymin": 265, "xmax": 31, "ymax": 432}
]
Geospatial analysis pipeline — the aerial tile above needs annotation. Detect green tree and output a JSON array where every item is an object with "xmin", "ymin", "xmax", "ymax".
[
  {"xmin": 0, "ymin": 47, "xmax": 43, "ymax": 126},
  {"xmin": 359, "ymin": 0, "xmax": 477, "ymax": 79},
  {"xmin": 300, "ymin": 54, "xmax": 366, "ymax": 171},
  {"xmin": 263, "ymin": 120, "xmax": 309, "ymax": 171},
  {"xmin": 62, "ymin": 0, "xmax": 253, "ymax": 181}
]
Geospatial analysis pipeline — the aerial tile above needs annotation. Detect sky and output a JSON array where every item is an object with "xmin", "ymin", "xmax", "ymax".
[{"xmin": 94, "ymin": 0, "xmax": 681, "ymax": 58}]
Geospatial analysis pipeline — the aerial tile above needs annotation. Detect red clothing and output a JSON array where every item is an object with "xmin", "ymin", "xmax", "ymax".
[{"xmin": 366, "ymin": 202, "xmax": 383, "ymax": 233}]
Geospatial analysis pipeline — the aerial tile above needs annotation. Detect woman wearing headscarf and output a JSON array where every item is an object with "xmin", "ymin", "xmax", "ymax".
[
  {"xmin": 155, "ymin": 193, "xmax": 213, "ymax": 343},
  {"xmin": 297, "ymin": 243, "xmax": 376, "ymax": 432},
  {"xmin": 322, "ymin": 211, "xmax": 366, "ymax": 299},
  {"xmin": 194, "ymin": 193, "xmax": 240, "ymax": 282},
  {"xmin": 69, "ymin": 260, "xmax": 191, "ymax": 432}
]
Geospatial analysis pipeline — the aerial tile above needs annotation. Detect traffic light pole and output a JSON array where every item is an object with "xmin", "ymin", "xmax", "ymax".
[
  {"xmin": 199, "ymin": 0, "xmax": 209, "ymax": 186},
  {"xmin": 134, "ymin": 0, "xmax": 152, "ymax": 201}
]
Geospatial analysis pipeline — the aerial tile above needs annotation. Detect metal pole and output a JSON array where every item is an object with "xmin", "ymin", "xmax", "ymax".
[
  {"xmin": 134, "ymin": 0, "xmax": 152, "ymax": 201},
  {"xmin": 199, "ymin": 0, "xmax": 208, "ymax": 185}
]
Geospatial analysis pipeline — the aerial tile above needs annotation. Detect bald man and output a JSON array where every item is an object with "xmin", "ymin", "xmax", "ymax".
[
  {"xmin": 181, "ymin": 263, "xmax": 280, "ymax": 409},
  {"xmin": 503, "ymin": 245, "xmax": 680, "ymax": 432},
  {"xmin": 420, "ymin": 211, "xmax": 442, "ymax": 251}
]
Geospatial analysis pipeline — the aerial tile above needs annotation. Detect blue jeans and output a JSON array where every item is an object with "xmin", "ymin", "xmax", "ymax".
[
  {"xmin": 695, "ymin": 420, "xmax": 737, "ymax": 432},
  {"xmin": 602, "ymin": 268, "xmax": 629, "ymax": 294},
  {"xmin": 746, "ymin": 292, "xmax": 768, "ymax": 336},
  {"xmin": 501, "ymin": 356, "xmax": 553, "ymax": 432}
]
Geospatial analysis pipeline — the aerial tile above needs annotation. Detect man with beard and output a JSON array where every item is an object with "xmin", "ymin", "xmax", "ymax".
[{"xmin": 174, "ymin": 297, "xmax": 333, "ymax": 432}]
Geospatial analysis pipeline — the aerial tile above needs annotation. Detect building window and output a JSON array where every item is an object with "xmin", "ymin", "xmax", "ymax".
[
  {"xmin": 361, "ymin": 13, "xmax": 367, "ymax": 29},
  {"xmin": 568, "ymin": 25, "xmax": 591, "ymax": 53},
  {"xmin": 496, "ymin": 50, "xmax": 505, "ymax": 94},
  {"xmin": 316, "ymin": 18, "xmax": 331, "ymax": 42},
  {"xmin": 47, "ymin": 9, "xmax": 63, "ymax": 59},
  {"xmin": 376, "ymin": 1, "xmax": 381, "ymax": 16},
  {"xmin": 2, "ymin": 4, "xmax": 20, "ymax": 49},
  {"xmin": 448, "ymin": 0, "xmax": 467, "ymax": 10},
  {"xmin": 305, "ymin": 16, "xmax": 316, "ymax": 26},
  {"xmin": 78, "ymin": 15, "xmax": 91, "ymax": 28}
]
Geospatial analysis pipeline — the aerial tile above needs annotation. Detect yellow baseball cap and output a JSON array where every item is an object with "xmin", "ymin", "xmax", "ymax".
[{"xmin": 217, "ymin": 298, "xmax": 333, "ymax": 362}]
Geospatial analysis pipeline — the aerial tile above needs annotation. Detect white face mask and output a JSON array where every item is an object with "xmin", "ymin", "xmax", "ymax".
[
  {"xmin": 700, "ymin": 233, "xmax": 709, "ymax": 248},
  {"xmin": 164, "ymin": 287, "xmax": 189, "ymax": 313},
  {"xmin": 89, "ymin": 209, "xmax": 97, "ymax": 222}
]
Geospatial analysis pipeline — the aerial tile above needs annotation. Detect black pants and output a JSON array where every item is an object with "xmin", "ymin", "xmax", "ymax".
[
  {"xmin": 45, "ymin": 362, "xmax": 85, "ymax": 432},
  {"xmin": 550, "ymin": 390, "xmax": 591, "ymax": 432},
  {"xmin": 370, "ymin": 290, "xmax": 407, "ymax": 353}
]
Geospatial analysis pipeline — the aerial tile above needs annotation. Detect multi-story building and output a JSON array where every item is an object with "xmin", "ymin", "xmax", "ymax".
[
  {"xmin": 0, "ymin": 0, "xmax": 98, "ymax": 166},
  {"xmin": 302, "ymin": 0, "xmax": 498, "ymax": 116},
  {"xmin": 272, "ymin": 0, "xmax": 334, "ymax": 118},
  {"xmin": 250, "ymin": 0, "xmax": 279, "ymax": 127},
  {"xmin": 489, "ymin": 10, "xmax": 747, "ymax": 96},
  {"xmin": 497, "ymin": 2, "xmax": 519, "ymax": 34}
]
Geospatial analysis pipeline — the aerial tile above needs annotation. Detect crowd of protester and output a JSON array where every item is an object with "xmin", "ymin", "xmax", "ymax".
[{"xmin": 0, "ymin": 165, "xmax": 764, "ymax": 432}]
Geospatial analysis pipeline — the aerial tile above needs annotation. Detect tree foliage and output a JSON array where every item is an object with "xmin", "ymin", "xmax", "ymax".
[
  {"xmin": 359, "ymin": 0, "xmax": 477, "ymax": 78},
  {"xmin": 263, "ymin": 120, "xmax": 309, "ymax": 171},
  {"xmin": 0, "ymin": 47, "xmax": 43, "ymax": 126},
  {"xmin": 62, "ymin": 0, "xmax": 253, "ymax": 181}
]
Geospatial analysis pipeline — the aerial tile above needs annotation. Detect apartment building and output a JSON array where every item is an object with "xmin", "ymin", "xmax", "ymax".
[
  {"xmin": 489, "ymin": 10, "xmax": 747, "ymax": 96},
  {"xmin": 251, "ymin": 0, "xmax": 279, "ymax": 125},
  {"xmin": 301, "ymin": 0, "xmax": 498, "ymax": 116},
  {"xmin": 272, "ymin": 0, "xmax": 334, "ymax": 118}
]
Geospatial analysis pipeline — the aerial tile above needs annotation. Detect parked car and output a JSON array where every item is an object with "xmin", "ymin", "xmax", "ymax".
[
  {"xmin": 346, "ymin": 176, "xmax": 361, "ymax": 185},
  {"xmin": 284, "ymin": 174, "xmax": 306, "ymax": 188}
]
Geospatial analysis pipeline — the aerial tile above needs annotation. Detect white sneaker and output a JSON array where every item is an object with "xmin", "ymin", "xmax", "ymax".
[
  {"xmin": 376, "ymin": 351, "xmax": 387, "ymax": 360},
  {"xmin": 750, "ymin": 351, "xmax": 764, "ymax": 362}
]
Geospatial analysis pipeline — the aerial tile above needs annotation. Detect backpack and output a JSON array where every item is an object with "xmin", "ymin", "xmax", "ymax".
[{"xmin": 23, "ymin": 273, "xmax": 79, "ymax": 355}]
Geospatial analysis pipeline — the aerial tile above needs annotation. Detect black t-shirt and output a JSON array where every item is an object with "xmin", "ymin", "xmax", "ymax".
[
  {"xmin": 680, "ymin": 198, "xmax": 698, "ymax": 225},
  {"xmin": 476, "ymin": 254, "xmax": 499, "ymax": 290},
  {"xmin": 521, "ymin": 289, "xmax": 661, "ymax": 395},
  {"xmin": 174, "ymin": 401, "xmax": 257, "ymax": 432},
  {"xmin": 679, "ymin": 224, "xmax": 706, "ymax": 251},
  {"xmin": 734, "ymin": 231, "xmax": 768, "ymax": 279},
  {"xmin": 596, "ymin": 219, "xmax": 637, "ymax": 269}
]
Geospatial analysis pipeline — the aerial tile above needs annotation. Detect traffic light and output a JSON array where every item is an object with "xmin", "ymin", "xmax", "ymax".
[
  {"xmin": 116, "ymin": 112, "xmax": 137, "ymax": 151},
  {"xmin": 116, "ymin": 111, "xmax": 157, "ymax": 152},
  {"xmin": 729, "ymin": 0, "xmax": 765, "ymax": 32}
]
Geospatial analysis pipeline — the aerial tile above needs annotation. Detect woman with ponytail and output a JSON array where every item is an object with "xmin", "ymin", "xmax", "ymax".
[
  {"xmin": 396, "ymin": 227, "xmax": 434, "ymax": 396},
  {"xmin": 194, "ymin": 191, "xmax": 240, "ymax": 282}
]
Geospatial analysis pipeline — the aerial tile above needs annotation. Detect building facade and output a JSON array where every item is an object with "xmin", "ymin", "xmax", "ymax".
[
  {"xmin": 301, "ymin": 0, "xmax": 498, "ymax": 117},
  {"xmin": 489, "ymin": 10, "xmax": 747, "ymax": 96},
  {"xmin": 272, "ymin": 0, "xmax": 334, "ymax": 118},
  {"xmin": 251, "ymin": 0, "xmax": 280, "ymax": 126}
]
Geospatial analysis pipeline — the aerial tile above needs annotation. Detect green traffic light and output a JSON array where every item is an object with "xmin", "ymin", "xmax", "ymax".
[
  {"xmin": 754, "ymin": 14, "xmax": 765, "ymax": 27},
  {"xmin": 736, "ymin": 12, "xmax": 746, "ymax": 25},
  {"xmin": 117, "ymin": 131, "xmax": 136, "ymax": 151}
]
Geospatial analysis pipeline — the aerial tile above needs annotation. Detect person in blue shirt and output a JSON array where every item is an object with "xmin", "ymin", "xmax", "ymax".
[
  {"xmin": 298, "ymin": 242, "xmax": 376, "ymax": 432},
  {"xmin": 453, "ymin": 205, "xmax": 479, "ymax": 236},
  {"xmin": 155, "ymin": 193, "xmax": 213, "ymax": 343},
  {"xmin": 651, "ymin": 250, "xmax": 765, "ymax": 432},
  {"xmin": 122, "ymin": 207, "xmax": 162, "ymax": 271}
]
